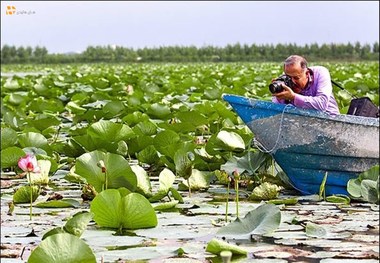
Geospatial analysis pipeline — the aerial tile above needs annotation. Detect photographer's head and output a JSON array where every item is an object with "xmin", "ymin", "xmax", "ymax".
[{"xmin": 283, "ymin": 55, "xmax": 310, "ymax": 91}]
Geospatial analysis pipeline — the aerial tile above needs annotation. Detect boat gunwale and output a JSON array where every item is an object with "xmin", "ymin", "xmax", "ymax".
[{"xmin": 222, "ymin": 93, "xmax": 379, "ymax": 127}]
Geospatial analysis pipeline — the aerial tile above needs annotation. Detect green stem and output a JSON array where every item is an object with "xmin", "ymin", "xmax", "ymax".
[
  {"xmin": 52, "ymin": 126, "xmax": 61, "ymax": 144},
  {"xmin": 235, "ymin": 178, "xmax": 239, "ymax": 219},
  {"xmin": 105, "ymin": 171, "xmax": 108, "ymax": 190},
  {"xmin": 28, "ymin": 172, "xmax": 32, "ymax": 221},
  {"xmin": 187, "ymin": 178, "xmax": 191, "ymax": 197},
  {"xmin": 225, "ymin": 180, "xmax": 230, "ymax": 223}
]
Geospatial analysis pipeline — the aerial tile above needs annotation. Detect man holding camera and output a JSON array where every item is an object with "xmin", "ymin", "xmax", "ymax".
[{"xmin": 270, "ymin": 55, "xmax": 340, "ymax": 115}]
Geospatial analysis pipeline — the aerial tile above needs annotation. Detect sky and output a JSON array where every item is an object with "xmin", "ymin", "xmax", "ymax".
[{"xmin": 1, "ymin": 1, "xmax": 379, "ymax": 54}]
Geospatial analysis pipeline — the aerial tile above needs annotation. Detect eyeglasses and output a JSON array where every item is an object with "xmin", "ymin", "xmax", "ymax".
[{"xmin": 286, "ymin": 69, "xmax": 307, "ymax": 81}]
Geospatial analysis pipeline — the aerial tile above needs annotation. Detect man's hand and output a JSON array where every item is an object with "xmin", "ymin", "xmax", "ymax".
[{"xmin": 273, "ymin": 84, "xmax": 296, "ymax": 101}]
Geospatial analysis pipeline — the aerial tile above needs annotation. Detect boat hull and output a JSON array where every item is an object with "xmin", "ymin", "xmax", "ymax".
[{"xmin": 223, "ymin": 94, "xmax": 379, "ymax": 195}]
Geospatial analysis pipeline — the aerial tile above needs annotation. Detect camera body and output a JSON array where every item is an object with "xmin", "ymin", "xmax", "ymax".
[{"xmin": 269, "ymin": 75, "xmax": 294, "ymax": 94}]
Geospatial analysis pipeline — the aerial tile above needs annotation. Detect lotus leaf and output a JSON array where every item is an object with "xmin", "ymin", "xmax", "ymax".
[
  {"xmin": 131, "ymin": 164, "xmax": 152, "ymax": 197},
  {"xmin": 102, "ymin": 101, "xmax": 125, "ymax": 117},
  {"xmin": 30, "ymin": 114, "xmax": 61, "ymax": 132},
  {"xmin": 4, "ymin": 79, "xmax": 20, "ymax": 90},
  {"xmin": 87, "ymin": 120, "xmax": 134, "ymax": 142},
  {"xmin": 75, "ymin": 150, "xmax": 137, "ymax": 192},
  {"xmin": 18, "ymin": 132, "xmax": 51, "ymax": 155},
  {"xmin": 178, "ymin": 169, "xmax": 210, "ymax": 191},
  {"xmin": 147, "ymin": 103, "xmax": 172, "ymax": 119},
  {"xmin": 27, "ymin": 233, "xmax": 96, "ymax": 263},
  {"xmin": 347, "ymin": 165, "xmax": 379, "ymax": 203},
  {"xmin": 1, "ymin": 146, "xmax": 25, "ymax": 168},
  {"xmin": 158, "ymin": 168, "xmax": 176, "ymax": 193},
  {"xmin": 63, "ymin": 211, "xmax": 93, "ymax": 237},
  {"xmin": 35, "ymin": 199, "xmax": 80, "ymax": 208},
  {"xmin": 13, "ymin": 185, "xmax": 40, "ymax": 204},
  {"xmin": 215, "ymin": 130, "xmax": 245, "ymax": 152},
  {"xmin": 216, "ymin": 203, "xmax": 281, "ymax": 237},
  {"xmin": 153, "ymin": 200, "xmax": 179, "ymax": 211},
  {"xmin": 174, "ymin": 150, "xmax": 194, "ymax": 180},
  {"xmin": 90, "ymin": 189, "xmax": 157, "ymax": 230},
  {"xmin": 305, "ymin": 222, "xmax": 327, "ymax": 238},
  {"xmin": 249, "ymin": 182, "xmax": 281, "ymax": 201},
  {"xmin": 206, "ymin": 238, "xmax": 247, "ymax": 256},
  {"xmin": 1, "ymin": 127, "xmax": 18, "ymax": 149},
  {"xmin": 42, "ymin": 227, "xmax": 66, "ymax": 240},
  {"xmin": 134, "ymin": 120, "xmax": 158, "ymax": 136},
  {"xmin": 153, "ymin": 130, "xmax": 181, "ymax": 159},
  {"xmin": 136, "ymin": 145, "xmax": 160, "ymax": 165}
]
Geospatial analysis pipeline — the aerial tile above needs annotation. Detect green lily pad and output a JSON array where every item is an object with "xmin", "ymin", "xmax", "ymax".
[
  {"xmin": 216, "ymin": 203, "xmax": 281, "ymax": 237},
  {"xmin": 13, "ymin": 185, "xmax": 40, "ymax": 204},
  {"xmin": 18, "ymin": 132, "xmax": 51, "ymax": 155},
  {"xmin": 90, "ymin": 189, "xmax": 157, "ymax": 230},
  {"xmin": 147, "ymin": 103, "xmax": 172, "ymax": 119},
  {"xmin": 35, "ymin": 199, "xmax": 80, "ymax": 208},
  {"xmin": 249, "ymin": 182, "xmax": 281, "ymax": 201},
  {"xmin": 347, "ymin": 178, "xmax": 362, "ymax": 198},
  {"xmin": 75, "ymin": 150, "xmax": 137, "ymax": 192},
  {"xmin": 153, "ymin": 200, "xmax": 179, "ymax": 211},
  {"xmin": 305, "ymin": 222, "xmax": 327, "ymax": 238},
  {"xmin": 148, "ymin": 190, "xmax": 168, "ymax": 203},
  {"xmin": 121, "ymin": 192, "xmax": 158, "ymax": 230},
  {"xmin": 1, "ymin": 146, "xmax": 25, "ymax": 168},
  {"xmin": 158, "ymin": 168, "xmax": 176, "ymax": 193},
  {"xmin": 64, "ymin": 166, "xmax": 87, "ymax": 184},
  {"xmin": 326, "ymin": 194, "xmax": 351, "ymax": 204},
  {"xmin": 169, "ymin": 187, "xmax": 184, "ymax": 203},
  {"xmin": 178, "ymin": 169, "xmax": 210, "ymax": 191},
  {"xmin": 153, "ymin": 130, "xmax": 181, "ymax": 159},
  {"xmin": 1, "ymin": 127, "xmax": 18, "ymax": 149},
  {"xmin": 174, "ymin": 150, "xmax": 194, "ymax": 181},
  {"xmin": 267, "ymin": 198, "xmax": 298, "ymax": 205},
  {"xmin": 131, "ymin": 164, "xmax": 152, "ymax": 197},
  {"xmin": 27, "ymin": 233, "xmax": 96, "ymax": 263},
  {"xmin": 66, "ymin": 101, "xmax": 87, "ymax": 114},
  {"xmin": 361, "ymin": 179, "xmax": 379, "ymax": 204},
  {"xmin": 359, "ymin": 165, "xmax": 379, "ymax": 181},
  {"xmin": 206, "ymin": 238, "xmax": 247, "ymax": 256},
  {"xmin": 347, "ymin": 165, "xmax": 379, "ymax": 203},
  {"xmin": 136, "ymin": 145, "xmax": 160, "ymax": 165},
  {"xmin": 42, "ymin": 227, "xmax": 66, "ymax": 240},
  {"xmin": 215, "ymin": 130, "xmax": 245, "ymax": 152},
  {"xmin": 63, "ymin": 211, "xmax": 93, "ymax": 237},
  {"xmin": 87, "ymin": 120, "xmax": 134, "ymax": 142}
]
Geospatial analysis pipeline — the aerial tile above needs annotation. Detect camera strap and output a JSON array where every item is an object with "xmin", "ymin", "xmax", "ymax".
[{"xmin": 331, "ymin": 80, "xmax": 358, "ymax": 99}]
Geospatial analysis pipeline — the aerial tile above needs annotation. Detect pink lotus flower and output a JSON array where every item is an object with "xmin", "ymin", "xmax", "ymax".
[
  {"xmin": 18, "ymin": 154, "xmax": 40, "ymax": 221},
  {"xmin": 18, "ymin": 154, "xmax": 40, "ymax": 173}
]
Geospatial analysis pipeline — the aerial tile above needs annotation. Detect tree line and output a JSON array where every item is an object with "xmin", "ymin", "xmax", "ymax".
[{"xmin": 1, "ymin": 42, "xmax": 379, "ymax": 64}]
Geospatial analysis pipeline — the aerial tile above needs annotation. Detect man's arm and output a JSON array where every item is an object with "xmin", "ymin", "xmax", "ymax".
[{"xmin": 293, "ymin": 67, "xmax": 333, "ymax": 111}]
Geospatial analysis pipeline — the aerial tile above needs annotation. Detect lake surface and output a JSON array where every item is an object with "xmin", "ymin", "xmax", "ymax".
[{"xmin": 1, "ymin": 170, "xmax": 379, "ymax": 262}]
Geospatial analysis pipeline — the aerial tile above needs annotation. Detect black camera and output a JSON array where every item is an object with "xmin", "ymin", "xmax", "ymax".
[{"xmin": 269, "ymin": 75, "xmax": 294, "ymax": 94}]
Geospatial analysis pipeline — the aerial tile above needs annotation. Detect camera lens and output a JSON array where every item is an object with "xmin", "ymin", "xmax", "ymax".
[{"xmin": 269, "ymin": 82, "xmax": 283, "ymax": 94}]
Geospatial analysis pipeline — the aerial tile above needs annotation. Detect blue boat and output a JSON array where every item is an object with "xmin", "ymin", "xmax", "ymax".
[{"xmin": 222, "ymin": 94, "xmax": 379, "ymax": 196}]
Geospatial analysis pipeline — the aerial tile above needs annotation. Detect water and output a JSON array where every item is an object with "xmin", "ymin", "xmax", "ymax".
[{"xmin": 1, "ymin": 176, "xmax": 379, "ymax": 262}]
